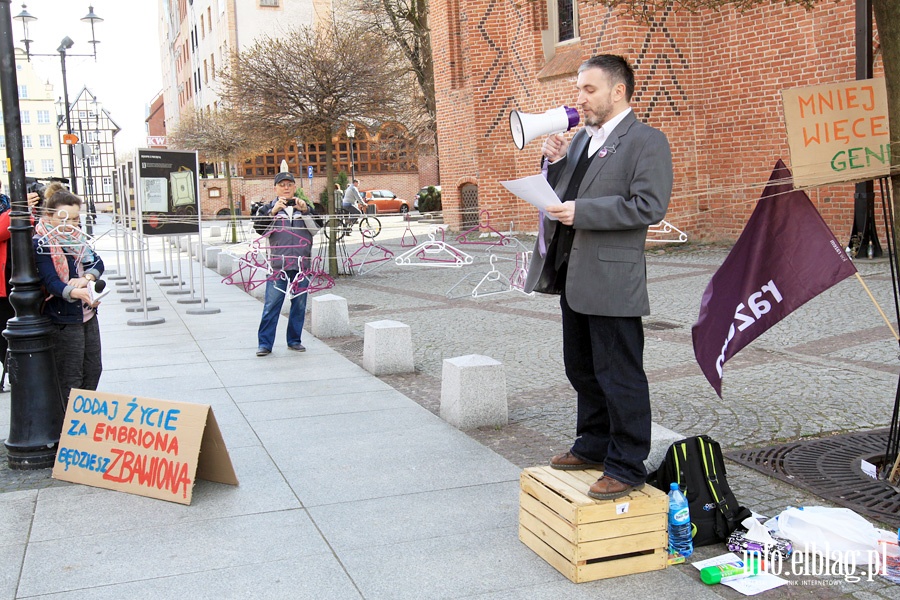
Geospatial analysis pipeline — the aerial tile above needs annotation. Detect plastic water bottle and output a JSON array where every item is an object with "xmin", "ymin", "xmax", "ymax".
[{"xmin": 668, "ymin": 482, "xmax": 693, "ymax": 557}]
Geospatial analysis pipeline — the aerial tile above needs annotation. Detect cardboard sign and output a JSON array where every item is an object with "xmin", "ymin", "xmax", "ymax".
[
  {"xmin": 52, "ymin": 390, "xmax": 238, "ymax": 505},
  {"xmin": 782, "ymin": 78, "xmax": 890, "ymax": 187}
]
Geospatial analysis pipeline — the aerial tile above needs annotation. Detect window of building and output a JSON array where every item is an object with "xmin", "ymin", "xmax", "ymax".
[
  {"xmin": 41, "ymin": 159, "xmax": 54, "ymax": 173},
  {"xmin": 18, "ymin": 85, "xmax": 27, "ymax": 98},
  {"xmin": 85, "ymin": 131, "xmax": 99, "ymax": 142},
  {"xmin": 245, "ymin": 124, "xmax": 417, "ymax": 177},
  {"xmin": 538, "ymin": 0, "xmax": 580, "ymax": 73},
  {"xmin": 103, "ymin": 176, "xmax": 113, "ymax": 194},
  {"xmin": 0, "ymin": 135, "xmax": 4, "ymax": 148},
  {"xmin": 79, "ymin": 110, "xmax": 87, "ymax": 119},
  {"xmin": 200, "ymin": 14, "xmax": 205, "ymax": 38},
  {"xmin": 204, "ymin": 59, "xmax": 208, "ymax": 84},
  {"xmin": 20, "ymin": 110, "xmax": 30, "ymax": 124},
  {"xmin": 557, "ymin": 0, "xmax": 576, "ymax": 42},
  {"xmin": 39, "ymin": 134, "xmax": 52, "ymax": 148},
  {"xmin": 207, "ymin": 6, "xmax": 212, "ymax": 31},
  {"xmin": 37, "ymin": 110, "xmax": 51, "ymax": 124},
  {"xmin": 24, "ymin": 160, "xmax": 34, "ymax": 174},
  {"xmin": 210, "ymin": 54, "xmax": 215, "ymax": 79},
  {"xmin": 259, "ymin": 0, "xmax": 279, "ymax": 6},
  {"xmin": 22, "ymin": 135, "xmax": 32, "ymax": 148}
]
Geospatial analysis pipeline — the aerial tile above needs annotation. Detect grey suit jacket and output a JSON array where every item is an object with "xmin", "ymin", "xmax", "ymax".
[{"xmin": 524, "ymin": 111, "xmax": 673, "ymax": 317}]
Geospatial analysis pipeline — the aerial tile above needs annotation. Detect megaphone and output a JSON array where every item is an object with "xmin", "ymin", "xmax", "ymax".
[{"xmin": 509, "ymin": 106, "xmax": 580, "ymax": 150}]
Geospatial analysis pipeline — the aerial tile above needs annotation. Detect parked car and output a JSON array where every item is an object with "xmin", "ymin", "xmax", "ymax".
[
  {"xmin": 362, "ymin": 189, "xmax": 410, "ymax": 213},
  {"xmin": 415, "ymin": 185, "xmax": 441, "ymax": 211}
]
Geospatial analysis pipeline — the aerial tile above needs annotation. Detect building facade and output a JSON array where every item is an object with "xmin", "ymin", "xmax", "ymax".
[
  {"xmin": 0, "ymin": 48, "xmax": 62, "ymax": 191},
  {"xmin": 430, "ymin": 1, "xmax": 878, "ymax": 240},
  {"xmin": 155, "ymin": 0, "xmax": 433, "ymax": 215},
  {"xmin": 146, "ymin": 91, "xmax": 166, "ymax": 147},
  {"xmin": 58, "ymin": 88, "xmax": 120, "ymax": 209}
]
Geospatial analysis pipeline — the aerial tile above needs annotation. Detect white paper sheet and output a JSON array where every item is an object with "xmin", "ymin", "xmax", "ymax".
[
  {"xmin": 692, "ymin": 553, "xmax": 788, "ymax": 596},
  {"xmin": 500, "ymin": 175, "xmax": 562, "ymax": 219}
]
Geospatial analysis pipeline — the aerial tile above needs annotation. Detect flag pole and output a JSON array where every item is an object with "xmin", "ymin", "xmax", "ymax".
[{"xmin": 855, "ymin": 272, "xmax": 900, "ymax": 340}]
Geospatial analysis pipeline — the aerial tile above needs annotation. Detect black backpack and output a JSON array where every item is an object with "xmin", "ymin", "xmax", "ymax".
[{"xmin": 648, "ymin": 435, "xmax": 752, "ymax": 547}]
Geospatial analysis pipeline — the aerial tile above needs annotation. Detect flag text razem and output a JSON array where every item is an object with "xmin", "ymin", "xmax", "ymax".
[{"xmin": 716, "ymin": 280, "xmax": 784, "ymax": 377}]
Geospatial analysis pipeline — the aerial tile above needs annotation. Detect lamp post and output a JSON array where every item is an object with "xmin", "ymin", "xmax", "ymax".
[
  {"xmin": 346, "ymin": 122, "xmax": 356, "ymax": 182},
  {"xmin": 15, "ymin": 3, "xmax": 103, "ymax": 234},
  {"xmin": 0, "ymin": 2, "xmax": 102, "ymax": 469},
  {"xmin": 0, "ymin": 0, "xmax": 64, "ymax": 468}
]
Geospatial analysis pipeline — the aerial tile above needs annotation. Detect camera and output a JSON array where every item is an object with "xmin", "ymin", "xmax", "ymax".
[
  {"xmin": 25, "ymin": 176, "xmax": 69, "ymax": 208},
  {"xmin": 285, "ymin": 198, "xmax": 296, "ymax": 207},
  {"xmin": 25, "ymin": 178, "xmax": 46, "ymax": 204}
]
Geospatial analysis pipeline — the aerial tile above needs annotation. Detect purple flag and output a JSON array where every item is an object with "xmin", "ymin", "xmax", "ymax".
[{"xmin": 691, "ymin": 160, "xmax": 858, "ymax": 397}]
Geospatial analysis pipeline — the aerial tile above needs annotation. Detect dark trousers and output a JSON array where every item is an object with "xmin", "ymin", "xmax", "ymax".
[
  {"xmin": 54, "ymin": 315, "xmax": 102, "ymax": 407},
  {"xmin": 561, "ymin": 291, "xmax": 651, "ymax": 485}
]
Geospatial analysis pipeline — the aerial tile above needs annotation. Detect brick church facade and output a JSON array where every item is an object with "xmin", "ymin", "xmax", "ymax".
[{"xmin": 430, "ymin": 0, "xmax": 881, "ymax": 244}]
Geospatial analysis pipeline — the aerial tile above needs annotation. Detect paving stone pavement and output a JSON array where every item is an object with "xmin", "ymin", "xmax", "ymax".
[
  {"xmin": 3, "ymin": 218, "xmax": 900, "ymax": 598},
  {"xmin": 310, "ymin": 228, "xmax": 900, "ymax": 597}
]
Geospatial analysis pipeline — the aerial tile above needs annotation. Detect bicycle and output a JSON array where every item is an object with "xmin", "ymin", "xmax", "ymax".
[{"xmin": 322, "ymin": 202, "xmax": 381, "ymax": 240}]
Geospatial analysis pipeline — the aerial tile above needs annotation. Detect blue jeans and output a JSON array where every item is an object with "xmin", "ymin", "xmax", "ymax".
[{"xmin": 257, "ymin": 270, "xmax": 308, "ymax": 350}]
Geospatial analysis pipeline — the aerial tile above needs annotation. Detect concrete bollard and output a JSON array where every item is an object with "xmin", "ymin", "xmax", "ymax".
[
  {"xmin": 645, "ymin": 423, "xmax": 684, "ymax": 473},
  {"xmin": 311, "ymin": 294, "xmax": 351, "ymax": 338},
  {"xmin": 204, "ymin": 246, "xmax": 222, "ymax": 268},
  {"xmin": 440, "ymin": 354, "xmax": 507, "ymax": 429},
  {"xmin": 363, "ymin": 320, "xmax": 414, "ymax": 375},
  {"xmin": 209, "ymin": 225, "xmax": 222, "ymax": 237},
  {"xmin": 217, "ymin": 252, "xmax": 237, "ymax": 276}
]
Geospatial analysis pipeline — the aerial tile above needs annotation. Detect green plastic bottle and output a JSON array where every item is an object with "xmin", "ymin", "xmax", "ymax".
[{"xmin": 699, "ymin": 557, "xmax": 761, "ymax": 585}]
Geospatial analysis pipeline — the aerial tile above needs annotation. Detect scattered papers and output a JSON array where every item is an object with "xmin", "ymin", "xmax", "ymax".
[
  {"xmin": 861, "ymin": 459, "xmax": 878, "ymax": 479},
  {"xmin": 693, "ymin": 553, "xmax": 787, "ymax": 596}
]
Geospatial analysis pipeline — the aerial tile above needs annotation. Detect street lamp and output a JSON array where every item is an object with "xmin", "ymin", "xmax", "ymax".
[
  {"xmin": 15, "ymin": 3, "xmax": 103, "ymax": 233},
  {"xmin": 0, "ymin": 2, "xmax": 101, "ymax": 468},
  {"xmin": 346, "ymin": 122, "xmax": 356, "ymax": 182},
  {"xmin": 0, "ymin": 0, "xmax": 62, "ymax": 468}
]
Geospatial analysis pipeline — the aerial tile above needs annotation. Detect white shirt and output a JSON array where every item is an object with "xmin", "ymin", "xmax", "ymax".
[{"xmin": 585, "ymin": 107, "xmax": 632, "ymax": 157}]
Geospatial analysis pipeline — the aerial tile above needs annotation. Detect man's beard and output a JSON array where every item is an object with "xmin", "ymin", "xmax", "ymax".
[{"xmin": 584, "ymin": 104, "xmax": 611, "ymax": 127}]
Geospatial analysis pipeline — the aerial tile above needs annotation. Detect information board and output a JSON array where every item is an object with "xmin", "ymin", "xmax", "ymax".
[{"xmin": 135, "ymin": 149, "xmax": 201, "ymax": 236}]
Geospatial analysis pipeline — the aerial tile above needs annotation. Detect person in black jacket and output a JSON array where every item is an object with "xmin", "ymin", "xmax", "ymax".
[{"xmin": 33, "ymin": 190, "xmax": 104, "ymax": 406}]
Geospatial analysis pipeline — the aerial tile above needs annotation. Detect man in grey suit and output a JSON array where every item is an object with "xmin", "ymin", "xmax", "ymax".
[{"xmin": 524, "ymin": 55, "xmax": 673, "ymax": 500}]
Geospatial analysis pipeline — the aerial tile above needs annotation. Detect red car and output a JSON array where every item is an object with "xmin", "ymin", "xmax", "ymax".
[{"xmin": 362, "ymin": 189, "xmax": 411, "ymax": 214}]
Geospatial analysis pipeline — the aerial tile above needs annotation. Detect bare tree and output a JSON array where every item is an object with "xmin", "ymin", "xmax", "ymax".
[
  {"xmin": 594, "ymin": 0, "xmax": 900, "ymax": 284},
  {"xmin": 349, "ymin": 0, "xmax": 436, "ymax": 147},
  {"xmin": 168, "ymin": 108, "xmax": 264, "ymax": 243},
  {"xmin": 219, "ymin": 22, "xmax": 407, "ymax": 274}
]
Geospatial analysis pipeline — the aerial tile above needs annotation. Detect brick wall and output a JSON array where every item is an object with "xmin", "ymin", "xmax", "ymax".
[{"xmin": 432, "ymin": 0, "xmax": 882, "ymax": 243}]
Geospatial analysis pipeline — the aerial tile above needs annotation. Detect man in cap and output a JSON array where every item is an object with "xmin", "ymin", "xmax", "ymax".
[{"xmin": 252, "ymin": 171, "xmax": 322, "ymax": 356}]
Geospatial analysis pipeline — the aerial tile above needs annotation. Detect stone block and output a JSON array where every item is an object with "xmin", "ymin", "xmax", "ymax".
[
  {"xmin": 440, "ymin": 354, "xmax": 507, "ymax": 429},
  {"xmin": 209, "ymin": 225, "xmax": 222, "ymax": 237},
  {"xmin": 217, "ymin": 252, "xmax": 237, "ymax": 276},
  {"xmin": 363, "ymin": 320, "xmax": 414, "ymax": 375},
  {"xmin": 204, "ymin": 246, "xmax": 222, "ymax": 268},
  {"xmin": 311, "ymin": 294, "xmax": 351, "ymax": 338},
  {"xmin": 646, "ymin": 422, "xmax": 684, "ymax": 473}
]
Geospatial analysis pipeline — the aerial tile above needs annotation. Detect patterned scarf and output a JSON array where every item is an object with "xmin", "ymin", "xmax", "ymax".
[{"xmin": 34, "ymin": 219, "xmax": 97, "ymax": 283}]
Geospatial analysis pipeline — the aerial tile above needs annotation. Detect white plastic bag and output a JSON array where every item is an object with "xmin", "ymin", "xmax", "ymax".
[{"xmin": 771, "ymin": 506, "xmax": 881, "ymax": 567}]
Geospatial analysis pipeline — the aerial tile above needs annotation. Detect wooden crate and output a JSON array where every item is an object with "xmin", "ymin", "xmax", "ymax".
[{"xmin": 519, "ymin": 466, "xmax": 668, "ymax": 583}]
